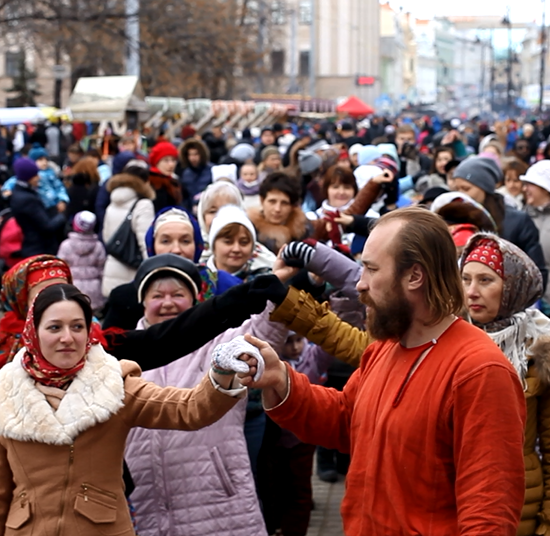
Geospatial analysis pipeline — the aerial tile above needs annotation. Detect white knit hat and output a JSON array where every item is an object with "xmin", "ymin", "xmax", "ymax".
[
  {"xmin": 208, "ymin": 205, "xmax": 256, "ymax": 248},
  {"xmin": 212, "ymin": 164, "xmax": 238, "ymax": 184}
]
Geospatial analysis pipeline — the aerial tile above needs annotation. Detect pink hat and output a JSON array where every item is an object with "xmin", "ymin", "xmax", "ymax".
[{"xmin": 73, "ymin": 211, "xmax": 96, "ymax": 234}]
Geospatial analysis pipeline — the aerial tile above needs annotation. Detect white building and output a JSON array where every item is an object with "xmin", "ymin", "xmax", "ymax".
[
  {"xmin": 263, "ymin": 0, "xmax": 380, "ymax": 103},
  {"xmin": 414, "ymin": 19, "xmax": 437, "ymax": 105}
]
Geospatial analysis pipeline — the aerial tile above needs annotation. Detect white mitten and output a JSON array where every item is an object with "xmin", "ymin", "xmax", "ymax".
[{"xmin": 211, "ymin": 335, "xmax": 265, "ymax": 382}]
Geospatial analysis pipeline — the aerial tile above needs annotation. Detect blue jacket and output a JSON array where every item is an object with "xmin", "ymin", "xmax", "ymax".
[
  {"xmin": 179, "ymin": 164, "xmax": 213, "ymax": 211},
  {"xmin": 3, "ymin": 168, "xmax": 69, "ymax": 210}
]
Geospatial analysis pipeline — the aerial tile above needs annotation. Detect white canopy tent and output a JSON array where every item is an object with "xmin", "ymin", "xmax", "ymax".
[
  {"xmin": 0, "ymin": 107, "xmax": 47, "ymax": 125},
  {"xmin": 68, "ymin": 76, "xmax": 148, "ymax": 122}
]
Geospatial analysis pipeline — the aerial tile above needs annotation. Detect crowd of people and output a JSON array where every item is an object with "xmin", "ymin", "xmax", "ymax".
[{"xmin": 0, "ymin": 115, "xmax": 548, "ymax": 535}]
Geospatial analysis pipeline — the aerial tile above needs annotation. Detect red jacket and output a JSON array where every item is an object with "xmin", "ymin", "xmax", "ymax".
[{"xmin": 267, "ymin": 319, "xmax": 526, "ymax": 536}]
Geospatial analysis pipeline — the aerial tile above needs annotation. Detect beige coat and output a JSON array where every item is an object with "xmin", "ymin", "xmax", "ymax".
[
  {"xmin": 101, "ymin": 174, "xmax": 155, "ymax": 297},
  {"xmin": 0, "ymin": 345, "xmax": 239, "ymax": 536}
]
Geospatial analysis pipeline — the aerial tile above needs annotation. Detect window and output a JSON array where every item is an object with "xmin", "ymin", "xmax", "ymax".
[
  {"xmin": 271, "ymin": 50, "xmax": 285, "ymax": 75},
  {"xmin": 243, "ymin": 0, "xmax": 259, "ymax": 25},
  {"xmin": 299, "ymin": 51, "xmax": 310, "ymax": 76},
  {"xmin": 5, "ymin": 51, "xmax": 22, "ymax": 78},
  {"xmin": 271, "ymin": 1, "xmax": 286, "ymax": 25},
  {"xmin": 299, "ymin": 0, "xmax": 312, "ymax": 25}
]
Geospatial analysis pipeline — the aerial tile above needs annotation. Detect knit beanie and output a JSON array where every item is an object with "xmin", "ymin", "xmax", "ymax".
[
  {"xmin": 209, "ymin": 205, "xmax": 257, "ymax": 249},
  {"xmin": 373, "ymin": 156, "xmax": 398, "ymax": 177},
  {"xmin": 260, "ymin": 145, "xmax": 280, "ymax": 162},
  {"xmin": 28, "ymin": 144, "xmax": 48, "ymax": 161},
  {"xmin": 453, "ymin": 157, "xmax": 502, "ymax": 194},
  {"xmin": 14, "ymin": 157, "xmax": 39, "ymax": 183},
  {"xmin": 73, "ymin": 210, "xmax": 97, "ymax": 234},
  {"xmin": 298, "ymin": 150, "xmax": 323, "ymax": 175},
  {"xmin": 212, "ymin": 164, "xmax": 238, "ymax": 184},
  {"xmin": 357, "ymin": 145, "xmax": 383, "ymax": 166},
  {"xmin": 229, "ymin": 143, "xmax": 256, "ymax": 163},
  {"xmin": 376, "ymin": 143, "xmax": 399, "ymax": 164},
  {"xmin": 149, "ymin": 142, "xmax": 178, "ymax": 168},
  {"xmin": 112, "ymin": 151, "xmax": 136, "ymax": 175}
]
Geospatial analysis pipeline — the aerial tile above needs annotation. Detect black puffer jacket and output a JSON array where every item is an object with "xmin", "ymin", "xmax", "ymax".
[{"xmin": 10, "ymin": 183, "xmax": 65, "ymax": 257}]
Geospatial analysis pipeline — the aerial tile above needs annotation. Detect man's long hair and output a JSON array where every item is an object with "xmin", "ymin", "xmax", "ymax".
[{"xmin": 373, "ymin": 207, "xmax": 464, "ymax": 325}]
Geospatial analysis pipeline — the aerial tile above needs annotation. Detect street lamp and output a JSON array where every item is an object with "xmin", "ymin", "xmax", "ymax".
[{"xmin": 502, "ymin": 7, "xmax": 513, "ymax": 114}]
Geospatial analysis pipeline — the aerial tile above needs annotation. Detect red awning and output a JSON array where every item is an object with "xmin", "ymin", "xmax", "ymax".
[{"xmin": 336, "ymin": 96, "xmax": 374, "ymax": 117}]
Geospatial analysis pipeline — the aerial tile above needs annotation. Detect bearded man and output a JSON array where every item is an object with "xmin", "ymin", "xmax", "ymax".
[{"xmin": 238, "ymin": 207, "xmax": 526, "ymax": 536}]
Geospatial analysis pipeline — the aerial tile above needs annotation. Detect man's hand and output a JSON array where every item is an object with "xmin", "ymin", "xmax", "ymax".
[
  {"xmin": 57, "ymin": 201, "xmax": 67, "ymax": 213},
  {"xmin": 273, "ymin": 245, "xmax": 300, "ymax": 282},
  {"xmin": 237, "ymin": 334, "xmax": 289, "ymax": 407}
]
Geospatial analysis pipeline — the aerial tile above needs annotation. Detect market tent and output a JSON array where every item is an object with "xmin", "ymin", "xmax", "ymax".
[
  {"xmin": 336, "ymin": 96, "xmax": 374, "ymax": 117},
  {"xmin": 0, "ymin": 107, "xmax": 46, "ymax": 125},
  {"xmin": 68, "ymin": 75, "xmax": 148, "ymax": 122}
]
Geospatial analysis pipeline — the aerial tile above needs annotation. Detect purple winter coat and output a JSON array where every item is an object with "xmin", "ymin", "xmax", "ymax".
[
  {"xmin": 125, "ymin": 304, "xmax": 287, "ymax": 536},
  {"xmin": 57, "ymin": 232, "xmax": 106, "ymax": 310}
]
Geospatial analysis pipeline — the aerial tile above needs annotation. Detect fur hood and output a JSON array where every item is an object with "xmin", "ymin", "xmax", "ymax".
[
  {"xmin": 178, "ymin": 138, "xmax": 210, "ymax": 168},
  {"xmin": 437, "ymin": 201, "xmax": 496, "ymax": 232},
  {"xmin": 0, "ymin": 345, "xmax": 125, "ymax": 445},
  {"xmin": 107, "ymin": 173, "xmax": 155, "ymax": 200},
  {"xmin": 528, "ymin": 335, "xmax": 550, "ymax": 386},
  {"xmin": 248, "ymin": 206, "xmax": 309, "ymax": 254}
]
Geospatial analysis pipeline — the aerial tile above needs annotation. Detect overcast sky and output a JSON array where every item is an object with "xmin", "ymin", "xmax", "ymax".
[{"xmin": 387, "ymin": 0, "xmax": 545, "ymax": 49}]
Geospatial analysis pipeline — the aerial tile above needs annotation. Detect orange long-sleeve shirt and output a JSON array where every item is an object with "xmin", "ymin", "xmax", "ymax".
[{"xmin": 266, "ymin": 319, "xmax": 526, "ymax": 536}]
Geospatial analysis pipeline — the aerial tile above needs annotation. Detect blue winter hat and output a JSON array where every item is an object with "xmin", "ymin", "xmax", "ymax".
[
  {"xmin": 14, "ymin": 157, "xmax": 39, "ymax": 183},
  {"xmin": 28, "ymin": 144, "xmax": 48, "ymax": 161},
  {"xmin": 112, "ymin": 151, "xmax": 136, "ymax": 175},
  {"xmin": 357, "ymin": 145, "xmax": 383, "ymax": 166},
  {"xmin": 145, "ymin": 206, "xmax": 204, "ymax": 263}
]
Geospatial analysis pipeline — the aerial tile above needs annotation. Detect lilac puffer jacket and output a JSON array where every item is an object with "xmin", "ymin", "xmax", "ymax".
[
  {"xmin": 57, "ymin": 232, "xmax": 106, "ymax": 310},
  {"xmin": 125, "ymin": 303, "xmax": 287, "ymax": 536}
]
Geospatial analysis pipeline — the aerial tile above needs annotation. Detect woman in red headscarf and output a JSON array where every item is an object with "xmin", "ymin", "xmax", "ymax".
[
  {"xmin": 0, "ymin": 255, "xmax": 72, "ymax": 367},
  {"xmin": 0, "ymin": 283, "xmax": 247, "ymax": 536},
  {"xmin": 460, "ymin": 234, "xmax": 550, "ymax": 536}
]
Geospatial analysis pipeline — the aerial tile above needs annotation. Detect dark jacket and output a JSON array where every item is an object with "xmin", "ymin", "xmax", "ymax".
[
  {"xmin": 201, "ymin": 132, "xmax": 227, "ymax": 164},
  {"xmin": 502, "ymin": 205, "xmax": 548, "ymax": 289},
  {"xmin": 67, "ymin": 173, "xmax": 99, "ymax": 220},
  {"xmin": 178, "ymin": 139, "xmax": 213, "ymax": 211},
  {"xmin": 95, "ymin": 182, "xmax": 110, "ymax": 241},
  {"xmin": 10, "ymin": 182, "xmax": 66, "ymax": 258},
  {"xmin": 149, "ymin": 169, "xmax": 183, "ymax": 213}
]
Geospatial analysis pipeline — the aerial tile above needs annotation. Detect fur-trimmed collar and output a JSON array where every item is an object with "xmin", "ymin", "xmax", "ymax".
[
  {"xmin": 247, "ymin": 206, "xmax": 309, "ymax": 253},
  {"xmin": 529, "ymin": 335, "xmax": 550, "ymax": 386},
  {"xmin": 107, "ymin": 173, "xmax": 155, "ymax": 200},
  {"xmin": 0, "ymin": 345, "xmax": 125, "ymax": 445}
]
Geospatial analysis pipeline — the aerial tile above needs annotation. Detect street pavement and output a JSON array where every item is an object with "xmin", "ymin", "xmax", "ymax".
[{"xmin": 306, "ymin": 473, "xmax": 345, "ymax": 536}]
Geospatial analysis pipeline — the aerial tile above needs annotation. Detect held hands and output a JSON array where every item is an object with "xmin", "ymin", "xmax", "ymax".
[
  {"xmin": 237, "ymin": 334, "xmax": 289, "ymax": 399},
  {"xmin": 273, "ymin": 245, "xmax": 300, "ymax": 283},
  {"xmin": 211, "ymin": 335, "xmax": 265, "ymax": 381},
  {"xmin": 372, "ymin": 170, "xmax": 395, "ymax": 184}
]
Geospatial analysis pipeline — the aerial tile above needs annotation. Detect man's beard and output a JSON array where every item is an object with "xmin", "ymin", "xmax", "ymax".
[{"xmin": 360, "ymin": 285, "xmax": 413, "ymax": 342}]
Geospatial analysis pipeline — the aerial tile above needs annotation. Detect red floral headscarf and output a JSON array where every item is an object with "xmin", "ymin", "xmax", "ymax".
[
  {"xmin": 0, "ymin": 256, "xmax": 72, "ymax": 368},
  {"xmin": 20, "ymin": 287, "xmax": 103, "ymax": 389}
]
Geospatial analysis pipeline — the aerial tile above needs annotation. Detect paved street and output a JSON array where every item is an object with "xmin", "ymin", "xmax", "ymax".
[{"xmin": 306, "ymin": 474, "xmax": 345, "ymax": 536}]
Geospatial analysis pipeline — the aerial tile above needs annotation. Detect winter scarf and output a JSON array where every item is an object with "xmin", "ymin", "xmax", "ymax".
[
  {"xmin": 237, "ymin": 178, "xmax": 261, "ymax": 196},
  {"xmin": 460, "ymin": 233, "xmax": 546, "ymax": 385},
  {"xmin": 0, "ymin": 256, "xmax": 72, "ymax": 367},
  {"xmin": 149, "ymin": 168, "xmax": 183, "ymax": 205}
]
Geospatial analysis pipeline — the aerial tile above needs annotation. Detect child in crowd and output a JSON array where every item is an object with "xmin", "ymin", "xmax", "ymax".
[
  {"xmin": 259, "ymin": 332, "xmax": 333, "ymax": 536},
  {"xmin": 1, "ymin": 144, "xmax": 69, "ymax": 216},
  {"xmin": 57, "ymin": 210, "xmax": 106, "ymax": 312},
  {"xmin": 237, "ymin": 163, "xmax": 262, "ymax": 209}
]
